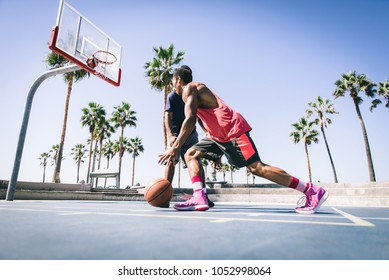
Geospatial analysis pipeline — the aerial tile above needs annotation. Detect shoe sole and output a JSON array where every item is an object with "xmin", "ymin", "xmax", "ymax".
[
  {"xmin": 296, "ymin": 191, "xmax": 329, "ymax": 214},
  {"xmin": 174, "ymin": 204, "xmax": 209, "ymax": 211}
]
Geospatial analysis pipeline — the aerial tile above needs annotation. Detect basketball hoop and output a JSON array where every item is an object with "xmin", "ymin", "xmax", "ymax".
[{"xmin": 86, "ymin": 50, "xmax": 117, "ymax": 69}]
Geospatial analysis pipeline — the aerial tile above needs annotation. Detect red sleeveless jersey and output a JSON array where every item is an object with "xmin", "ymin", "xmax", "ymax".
[{"xmin": 196, "ymin": 93, "xmax": 252, "ymax": 142}]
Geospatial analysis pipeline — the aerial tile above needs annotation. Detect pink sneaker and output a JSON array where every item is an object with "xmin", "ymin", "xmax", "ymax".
[
  {"xmin": 174, "ymin": 189, "xmax": 209, "ymax": 211},
  {"xmin": 295, "ymin": 183, "xmax": 329, "ymax": 214},
  {"xmin": 179, "ymin": 192, "xmax": 215, "ymax": 208}
]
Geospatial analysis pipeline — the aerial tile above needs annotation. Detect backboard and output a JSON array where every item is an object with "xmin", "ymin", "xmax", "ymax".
[{"xmin": 49, "ymin": 0, "xmax": 122, "ymax": 86}]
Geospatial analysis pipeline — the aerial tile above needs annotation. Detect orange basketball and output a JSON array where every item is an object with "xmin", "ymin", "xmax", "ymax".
[{"xmin": 144, "ymin": 178, "xmax": 173, "ymax": 207}]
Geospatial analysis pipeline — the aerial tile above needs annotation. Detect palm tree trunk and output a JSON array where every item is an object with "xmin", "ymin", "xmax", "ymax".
[
  {"xmin": 92, "ymin": 140, "xmax": 99, "ymax": 187},
  {"xmin": 131, "ymin": 154, "xmax": 136, "ymax": 186},
  {"xmin": 53, "ymin": 72, "xmax": 74, "ymax": 183},
  {"xmin": 104, "ymin": 157, "xmax": 110, "ymax": 188},
  {"xmin": 209, "ymin": 167, "xmax": 214, "ymax": 181},
  {"xmin": 118, "ymin": 126, "xmax": 125, "ymax": 186},
  {"xmin": 320, "ymin": 125, "xmax": 338, "ymax": 183},
  {"xmin": 353, "ymin": 98, "xmax": 376, "ymax": 182},
  {"xmin": 76, "ymin": 159, "xmax": 80, "ymax": 183},
  {"xmin": 98, "ymin": 138, "xmax": 103, "ymax": 170},
  {"xmin": 304, "ymin": 141, "xmax": 312, "ymax": 182},
  {"xmin": 86, "ymin": 134, "xmax": 94, "ymax": 184},
  {"xmin": 163, "ymin": 87, "xmax": 169, "ymax": 149},
  {"xmin": 43, "ymin": 166, "xmax": 46, "ymax": 183}
]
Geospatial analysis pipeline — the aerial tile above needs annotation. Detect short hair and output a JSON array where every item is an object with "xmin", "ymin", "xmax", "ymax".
[
  {"xmin": 180, "ymin": 65, "xmax": 192, "ymax": 74},
  {"xmin": 174, "ymin": 67, "xmax": 193, "ymax": 84}
]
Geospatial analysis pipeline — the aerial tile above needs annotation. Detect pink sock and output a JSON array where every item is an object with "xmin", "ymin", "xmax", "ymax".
[
  {"xmin": 191, "ymin": 175, "xmax": 204, "ymax": 193},
  {"xmin": 289, "ymin": 177, "xmax": 309, "ymax": 193}
]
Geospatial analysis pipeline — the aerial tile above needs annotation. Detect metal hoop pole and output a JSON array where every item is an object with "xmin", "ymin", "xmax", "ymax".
[{"xmin": 5, "ymin": 64, "xmax": 81, "ymax": 201}]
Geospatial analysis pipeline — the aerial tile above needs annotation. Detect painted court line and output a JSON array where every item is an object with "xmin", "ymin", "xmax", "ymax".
[
  {"xmin": 210, "ymin": 218, "xmax": 236, "ymax": 223},
  {"xmin": 0, "ymin": 205, "xmax": 375, "ymax": 227},
  {"xmin": 332, "ymin": 207, "xmax": 375, "ymax": 227}
]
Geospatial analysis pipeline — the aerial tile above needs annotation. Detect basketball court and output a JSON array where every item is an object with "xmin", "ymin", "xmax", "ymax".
[
  {"xmin": 3, "ymin": 0, "xmax": 389, "ymax": 263},
  {"xmin": 1, "ymin": 200, "xmax": 388, "ymax": 260}
]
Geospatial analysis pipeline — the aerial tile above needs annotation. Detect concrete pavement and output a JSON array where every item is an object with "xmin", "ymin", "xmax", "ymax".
[{"xmin": 1, "ymin": 200, "xmax": 388, "ymax": 260}]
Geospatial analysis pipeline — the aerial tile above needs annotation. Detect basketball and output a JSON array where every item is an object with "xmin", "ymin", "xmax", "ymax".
[{"xmin": 144, "ymin": 178, "xmax": 173, "ymax": 207}]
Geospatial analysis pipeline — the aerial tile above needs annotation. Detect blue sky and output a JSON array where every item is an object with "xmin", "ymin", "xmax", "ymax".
[{"xmin": 0, "ymin": 0, "xmax": 388, "ymax": 188}]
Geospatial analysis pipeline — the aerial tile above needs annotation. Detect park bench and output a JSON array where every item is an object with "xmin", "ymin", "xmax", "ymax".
[{"xmin": 90, "ymin": 170, "xmax": 120, "ymax": 189}]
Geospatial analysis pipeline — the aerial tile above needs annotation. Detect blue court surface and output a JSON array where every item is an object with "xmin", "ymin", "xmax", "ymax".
[{"xmin": 0, "ymin": 200, "xmax": 388, "ymax": 260}]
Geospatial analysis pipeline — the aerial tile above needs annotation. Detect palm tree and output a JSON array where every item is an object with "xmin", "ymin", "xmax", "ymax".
[
  {"xmin": 90, "ymin": 134, "xmax": 99, "ymax": 176},
  {"xmin": 95, "ymin": 119, "xmax": 115, "ymax": 171},
  {"xmin": 49, "ymin": 144, "xmax": 60, "ymax": 167},
  {"xmin": 230, "ymin": 164, "xmax": 238, "ymax": 184},
  {"xmin": 290, "ymin": 117, "xmax": 319, "ymax": 182},
  {"xmin": 333, "ymin": 71, "xmax": 377, "ymax": 181},
  {"xmin": 127, "ymin": 137, "xmax": 145, "ymax": 186},
  {"xmin": 116, "ymin": 137, "xmax": 130, "ymax": 185},
  {"xmin": 38, "ymin": 152, "xmax": 50, "ymax": 183},
  {"xmin": 377, "ymin": 80, "xmax": 389, "ymax": 108},
  {"xmin": 81, "ymin": 102, "xmax": 106, "ymax": 183},
  {"xmin": 110, "ymin": 102, "xmax": 137, "ymax": 184},
  {"xmin": 220, "ymin": 162, "xmax": 230, "ymax": 182},
  {"xmin": 102, "ymin": 139, "xmax": 116, "ymax": 187},
  {"xmin": 306, "ymin": 96, "xmax": 339, "ymax": 183},
  {"xmin": 70, "ymin": 144, "xmax": 87, "ymax": 183},
  {"xmin": 102, "ymin": 139, "xmax": 116, "ymax": 169},
  {"xmin": 246, "ymin": 168, "xmax": 256, "ymax": 185},
  {"xmin": 112, "ymin": 139, "xmax": 121, "ymax": 160},
  {"xmin": 144, "ymin": 44, "xmax": 185, "ymax": 148},
  {"xmin": 46, "ymin": 51, "xmax": 90, "ymax": 183}
]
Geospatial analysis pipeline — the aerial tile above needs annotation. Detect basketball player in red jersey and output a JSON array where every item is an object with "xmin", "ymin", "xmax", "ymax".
[{"xmin": 158, "ymin": 67, "xmax": 328, "ymax": 213}]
